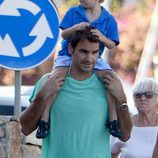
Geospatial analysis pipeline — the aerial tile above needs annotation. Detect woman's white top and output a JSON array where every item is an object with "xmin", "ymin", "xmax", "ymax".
[{"xmin": 111, "ymin": 126, "xmax": 158, "ymax": 158}]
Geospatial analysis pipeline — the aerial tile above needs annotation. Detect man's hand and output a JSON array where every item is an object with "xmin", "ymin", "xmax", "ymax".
[
  {"xmin": 103, "ymin": 71, "xmax": 126, "ymax": 104},
  {"xmin": 39, "ymin": 69, "xmax": 65, "ymax": 99}
]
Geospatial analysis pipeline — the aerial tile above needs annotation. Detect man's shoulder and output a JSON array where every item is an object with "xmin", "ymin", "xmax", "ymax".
[{"xmin": 29, "ymin": 73, "xmax": 50, "ymax": 103}]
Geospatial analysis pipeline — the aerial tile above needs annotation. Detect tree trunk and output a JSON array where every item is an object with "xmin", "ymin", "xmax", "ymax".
[{"xmin": 135, "ymin": 0, "xmax": 158, "ymax": 82}]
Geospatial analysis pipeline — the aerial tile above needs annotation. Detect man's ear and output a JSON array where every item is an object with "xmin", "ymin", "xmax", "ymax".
[{"xmin": 68, "ymin": 43, "xmax": 73, "ymax": 55}]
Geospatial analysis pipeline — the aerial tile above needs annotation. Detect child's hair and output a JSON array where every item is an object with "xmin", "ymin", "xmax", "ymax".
[{"xmin": 99, "ymin": 0, "xmax": 105, "ymax": 3}]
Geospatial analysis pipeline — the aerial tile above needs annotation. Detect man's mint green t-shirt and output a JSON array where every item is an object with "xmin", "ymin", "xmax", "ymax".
[{"xmin": 30, "ymin": 73, "xmax": 110, "ymax": 158}]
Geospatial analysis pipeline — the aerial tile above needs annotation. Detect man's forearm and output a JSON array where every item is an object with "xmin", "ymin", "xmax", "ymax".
[
  {"xmin": 116, "ymin": 100, "xmax": 132, "ymax": 142},
  {"xmin": 20, "ymin": 93, "xmax": 45, "ymax": 136}
]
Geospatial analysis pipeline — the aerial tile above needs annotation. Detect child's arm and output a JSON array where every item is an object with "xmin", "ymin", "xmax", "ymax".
[
  {"xmin": 61, "ymin": 22, "xmax": 90, "ymax": 39},
  {"xmin": 90, "ymin": 28, "xmax": 116, "ymax": 49}
]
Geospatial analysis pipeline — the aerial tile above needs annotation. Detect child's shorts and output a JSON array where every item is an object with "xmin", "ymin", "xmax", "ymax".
[{"xmin": 53, "ymin": 55, "xmax": 112, "ymax": 70}]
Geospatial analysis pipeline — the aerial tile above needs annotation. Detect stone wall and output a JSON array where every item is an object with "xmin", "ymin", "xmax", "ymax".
[{"xmin": 0, "ymin": 116, "xmax": 41, "ymax": 158}]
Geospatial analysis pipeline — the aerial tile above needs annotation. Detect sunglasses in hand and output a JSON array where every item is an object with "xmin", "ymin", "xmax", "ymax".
[{"xmin": 134, "ymin": 91, "xmax": 158, "ymax": 99}]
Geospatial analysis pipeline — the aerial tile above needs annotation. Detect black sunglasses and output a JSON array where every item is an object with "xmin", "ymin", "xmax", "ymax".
[{"xmin": 134, "ymin": 91, "xmax": 157, "ymax": 99}]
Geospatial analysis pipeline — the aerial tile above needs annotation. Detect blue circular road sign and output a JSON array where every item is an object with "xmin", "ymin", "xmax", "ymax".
[{"xmin": 0, "ymin": 0, "xmax": 59, "ymax": 70}]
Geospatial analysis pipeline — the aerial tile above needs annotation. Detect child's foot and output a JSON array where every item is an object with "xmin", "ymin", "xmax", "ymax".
[
  {"xmin": 106, "ymin": 120, "xmax": 122, "ymax": 138},
  {"xmin": 36, "ymin": 120, "xmax": 50, "ymax": 139}
]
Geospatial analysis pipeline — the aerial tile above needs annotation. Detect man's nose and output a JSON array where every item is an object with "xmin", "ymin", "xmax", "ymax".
[{"xmin": 86, "ymin": 53, "xmax": 93, "ymax": 60}]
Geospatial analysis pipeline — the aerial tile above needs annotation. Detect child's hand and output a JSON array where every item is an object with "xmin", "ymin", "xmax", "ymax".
[
  {"xmin": 74, "ymin": 22, "xmax": 90, "ymax": 31},
  {"xmin": 90, "ymin": 28, "xmax": 115, "ymax": 49},
  {"xmin": 90, "ymin": 28, "xmax": 105, "ymax": 42}
]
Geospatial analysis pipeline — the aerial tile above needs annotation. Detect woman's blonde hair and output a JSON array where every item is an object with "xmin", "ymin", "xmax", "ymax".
[{"xmin": 133, "ymin": 77, "xmax": 158, "ymax": 95}]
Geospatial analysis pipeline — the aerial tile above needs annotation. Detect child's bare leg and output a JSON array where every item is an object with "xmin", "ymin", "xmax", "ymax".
[
  {"xmin": 96, "ymin": 70, "xmax": 122, "ymax": 138},
  {"xmin": 106, "ymin": 91, "xmax": 117, "ymax": 121},
  {"xmin": 41, "ymin": 67, "xmax": 69, "ymax": 119},
  {"xmin": 36, "ymin": 67, "xmax": 69, "ymax": 139},
  {"xmin": 40, "ymin": 67, "xmax": 69, "ymax": 121},
  {"xmin": 96, "ymin": 70, "xmax": 117, "ymax": 121},
  {"xmin": 40, "ymin": 95, "xmax": 55, "ymax": 121}
]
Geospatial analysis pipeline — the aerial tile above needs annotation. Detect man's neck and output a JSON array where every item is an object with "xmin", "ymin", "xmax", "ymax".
[{"xmin": 69, "ymin": 66, "xmax": 93, "ymax": 81}]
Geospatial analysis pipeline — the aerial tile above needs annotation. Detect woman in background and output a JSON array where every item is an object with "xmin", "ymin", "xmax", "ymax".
[{"xmin": 111, "ymin": 77, "xmax": 158, "ymax": 158}]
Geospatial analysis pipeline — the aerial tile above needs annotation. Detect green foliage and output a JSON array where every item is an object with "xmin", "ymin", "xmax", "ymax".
[
  {"xmin": 110, "ymin": 0, "xmax": 123, "ymax": 12},
  {"xmin": 65, "ymin": 0, "xmax": 79, "ymax": 7},
  {"xmin": 109, "ymin": 0, "xmax": 154, "ymax": 82}
]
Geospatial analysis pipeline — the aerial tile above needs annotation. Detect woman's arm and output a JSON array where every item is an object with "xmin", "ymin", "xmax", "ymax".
[{"xmin": 152, "ymin": 135, "xmax": 158, "ymax": 158}]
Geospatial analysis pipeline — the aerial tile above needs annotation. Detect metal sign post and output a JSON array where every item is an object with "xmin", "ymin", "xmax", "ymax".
[{"xmin": 14, "ymin": 70, "xmax": 21, "ymax": 116}]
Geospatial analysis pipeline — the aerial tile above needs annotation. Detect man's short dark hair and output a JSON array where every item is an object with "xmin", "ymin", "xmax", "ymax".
[{"xmin": 69, "ymin": 26, "xmax": 100, "ymax": 49}]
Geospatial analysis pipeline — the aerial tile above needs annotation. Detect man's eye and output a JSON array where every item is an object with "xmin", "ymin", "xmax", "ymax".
[
  {"xmin": 93, "ymin": 51, "xmax": 99, "ymax": 54},
  {"xmin": 81, "ymin": 50, "xmax": 88, "ymax": 54}
]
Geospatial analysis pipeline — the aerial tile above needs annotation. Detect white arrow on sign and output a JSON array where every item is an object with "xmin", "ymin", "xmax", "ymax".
[
  {"xmin": 0, "ymin": 34, "xmax": 20, "ymax": 57},
  {"xmin": 0, "ymin": 0, "xmax": 40, "ymax": 16},
  {"xmin": 22, "ymin": 14, "xmax": 54, "ymax": 56}
]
